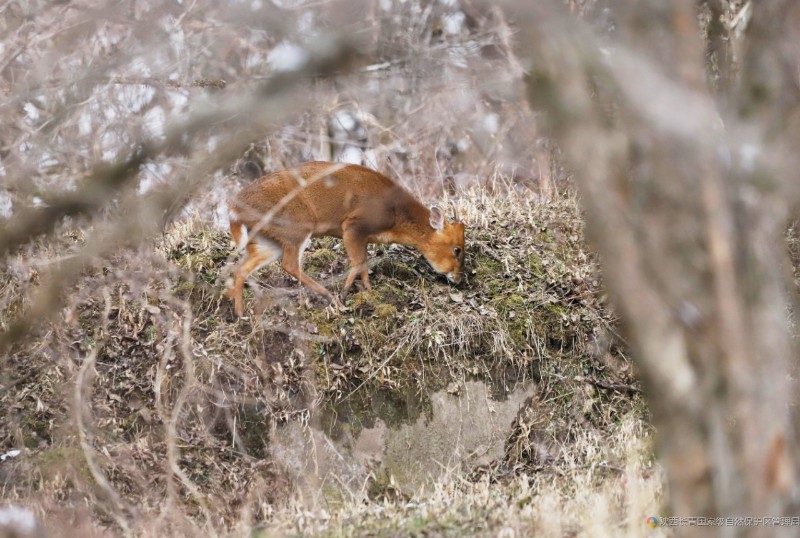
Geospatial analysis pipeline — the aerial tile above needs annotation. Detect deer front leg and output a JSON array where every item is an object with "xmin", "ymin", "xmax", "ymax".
[{"xmin": 341, "ymin": 228, "xmax": 370, "ymax": 299}]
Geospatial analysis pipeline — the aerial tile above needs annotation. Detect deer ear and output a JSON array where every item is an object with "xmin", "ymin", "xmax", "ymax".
[{"xmin": 429, "ymin": 206, "xmax": 444, "ymax": 231}]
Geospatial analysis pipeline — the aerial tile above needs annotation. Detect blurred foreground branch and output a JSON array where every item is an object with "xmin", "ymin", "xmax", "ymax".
[
  {"xmin": 507, "ymin": 0, "xmax": 800, "ymax": 528},
  {"xmin": 0, "ymin": 36, "xmax": 359, "ymax": 258}
]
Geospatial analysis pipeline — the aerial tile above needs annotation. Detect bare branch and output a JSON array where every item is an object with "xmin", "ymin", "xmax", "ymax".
[{"xmin": 0, "ymin": 34, "xmax": 360, "ymax": 258}]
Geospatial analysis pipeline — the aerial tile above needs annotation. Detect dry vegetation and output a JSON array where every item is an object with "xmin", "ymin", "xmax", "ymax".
[
  {"xmin": 3, "ymin": 0, "xmax": 800, "ymax": 536},
  {"xmin": 3, "ymin": 183, "xmax": 657, "ymax": 536}
]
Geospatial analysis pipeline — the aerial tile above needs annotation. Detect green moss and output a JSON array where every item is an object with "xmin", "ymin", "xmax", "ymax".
[
  {"xmin": 375, "ymin": 258, "xmax": 416, "ymax": 281},
  {"xmin": 528, "ymin": 252, "xmax": 544, "ymax": 277},
  {"xmin": 306, "ymin": 308, "xmax": 339, "ymax": 338},
  {"xmin": 171, "ymin": 280, "xmax": 196, "ymax": 298},
  {"xmin": 484, "ymin": 279, "xmax": 502, "ymax": 294},
  {"xmin": 493, "ymin": 293, "xmax": 525, "ymax": 313},
  {"xmin": 474, "ymin": 256, "xmax": 502, "ymax": 280},
  {"xmin": 165, "ymin": 229, "xmax": 232, "ymax": 286},
  {"xmin": 535, "ymin": 228, "xmax": 556, "ymax": 244},
  {"xmin": 373, "ymin": 303, "xmax": 397, "ymax": 318},
  {"xmin": 544, "ymin": 301, "xmax": 568, "ymax": 317},
  {"xmin": 304, "ymin": 247, "xmax": 338, "ymax": 272},
  {"xmin": 489, "ymin": 294, "xmax": 533, "ymax": 348},
  {"xmin": 348, "ymin": 289, "xmax": 381, "ymax": 309}
]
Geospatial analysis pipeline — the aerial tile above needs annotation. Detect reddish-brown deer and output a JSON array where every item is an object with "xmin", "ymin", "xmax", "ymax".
[{"xmin": 227, "ymin": 161, "xmax": 465, "ymax": 317}]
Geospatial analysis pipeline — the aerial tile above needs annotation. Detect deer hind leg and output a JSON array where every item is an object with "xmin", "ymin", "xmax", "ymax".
[
  {"xmin": 229, "ymin": 238, "xmax": 282, "ymax": 317},
  {"xmin": 229, "ymin": 220, "xmax": 247, "ymax": 250},
  {"xmin": 281, "ymin": 235, "xmax": 335, "ymax": 302},
  {"xmin": 341, "ymin": 229, "xmax": 370, "ymax": 299}
]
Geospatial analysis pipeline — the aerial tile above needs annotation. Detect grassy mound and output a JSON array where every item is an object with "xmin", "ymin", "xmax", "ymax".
[{"xmin": 1, "ymin": 189, "xmax": 653, "ymax": 536}]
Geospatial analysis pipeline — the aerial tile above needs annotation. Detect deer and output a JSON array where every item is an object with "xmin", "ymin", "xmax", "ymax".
[{"xmin": 226, "ymin": 161, "xmax": 466, "ymax": 317}]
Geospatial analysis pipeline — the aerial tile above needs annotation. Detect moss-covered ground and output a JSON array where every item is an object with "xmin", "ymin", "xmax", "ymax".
[{"xmin": 0, "ymin": 189, "xmax": 659, "ymax": 536}]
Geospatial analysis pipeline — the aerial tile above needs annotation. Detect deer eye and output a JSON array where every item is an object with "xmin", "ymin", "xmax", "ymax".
[{"xmin": 454, "ymin": 247, "xmax": 462, "ymax": 257}]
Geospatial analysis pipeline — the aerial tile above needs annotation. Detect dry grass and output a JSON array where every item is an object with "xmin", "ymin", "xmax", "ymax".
[
  {"xmin": 260, "ymin": 415, "xmax": 665, "ymax": 538},
  {"xmin": 1, "ymin": 183, "xmax": 659, "ymax": 537}
]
